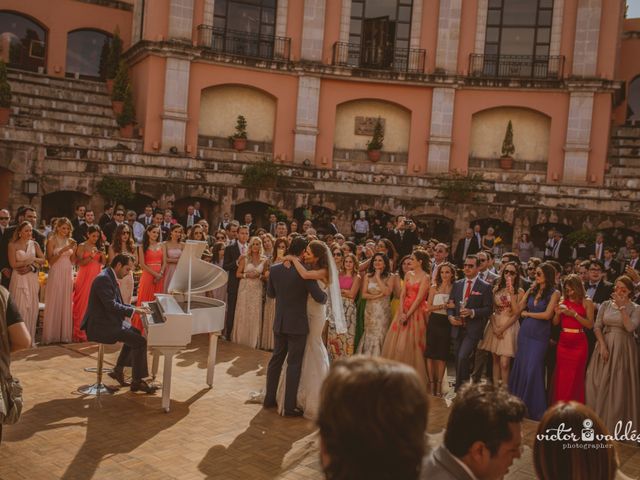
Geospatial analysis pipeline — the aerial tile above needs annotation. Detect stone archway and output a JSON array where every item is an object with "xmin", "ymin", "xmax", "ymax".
[
  {"xmin": 292, "ymin": 205, "xmax": 337, "ymax": 235},
  {"xmin": 174, "ymin": 197, "xmax": 216, "ymax": 225},
  {"xmin": 530, "ymin": 222, "xmax": 574, "ymax": 254},
  {"xmin": 234, "ymin": 200, "xmax": 275, "ymax": 229},
  {"xmin": 470, "ymin": 218, "xmax": 514, "ymax": 250},
  {"xmin": 415, "ymin": 215, "xmax": 454, "ymax": 244},
  {"xmin": 41, "ymin": 191, "xmax": 91, "ymax": 223}
]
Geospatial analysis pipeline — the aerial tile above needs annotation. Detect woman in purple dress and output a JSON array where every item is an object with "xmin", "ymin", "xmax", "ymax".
[{"xmin": 509, "ymin": 262, "xmax": 560, "ymax": 420}]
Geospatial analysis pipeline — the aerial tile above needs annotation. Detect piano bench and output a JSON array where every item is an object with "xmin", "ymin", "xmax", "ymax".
[{"xmin": 78, "ymin": 344, "xmax": 118, "ymax": 396}]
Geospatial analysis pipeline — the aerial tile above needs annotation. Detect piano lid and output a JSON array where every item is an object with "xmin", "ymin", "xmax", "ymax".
[{"xmin": 168, "ymin": 240, "xmax": 228, "ymax": 295}]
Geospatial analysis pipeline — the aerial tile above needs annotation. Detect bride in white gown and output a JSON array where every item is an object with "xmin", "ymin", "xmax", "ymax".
[{"xmin": 275, "ymin": 240, "xmax": 347, "ymax": 420}]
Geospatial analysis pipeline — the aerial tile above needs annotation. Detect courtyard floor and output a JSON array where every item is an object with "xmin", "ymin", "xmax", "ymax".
[{"xmin": 1, "ymin": 336, "xmax": 639, "ymax": 480}]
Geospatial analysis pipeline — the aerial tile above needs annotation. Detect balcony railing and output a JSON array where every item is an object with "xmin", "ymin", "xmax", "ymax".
[
  {"xmin": 197, "ymin": 25, "xmax": 291, "ymax": 62},
  {"xmin": 469, "ymin": 54, "xmax": 564, "ymax": 80},
  {"xmin": 333, "ymin": 42, "xmax": 425, "ymax": 74}
]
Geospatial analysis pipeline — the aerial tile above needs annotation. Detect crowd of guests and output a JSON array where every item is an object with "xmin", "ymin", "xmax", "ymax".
[{"xmin": 1, "ymin": 202, "xmax": 639, "ymax": 443}]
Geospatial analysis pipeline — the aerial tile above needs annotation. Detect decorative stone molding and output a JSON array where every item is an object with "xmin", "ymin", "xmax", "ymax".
[
  {"xmin": 572, "ymin": 0, "xmax": 602, "ymax": 77},
  {"xmin": 301, "ymin": 0, "xmax": 326, "ymax": 61},
  {"xmin": 435, "ymin": 0, "xmax": 463, "ymax": 73},
  {"xmin": 427, "ymin": 87, "xmax": 456, "ymax": 173},
  {"xmin": 294, "ymin": 76, "xmax": 321, "ymax": 163},
  {"xmin": 168, "ymin": 0, "xmax": 195, "ymax": 41},
  {"xmin": 563, "ymin": 91, "xmax": 595, "ymax": 183}
]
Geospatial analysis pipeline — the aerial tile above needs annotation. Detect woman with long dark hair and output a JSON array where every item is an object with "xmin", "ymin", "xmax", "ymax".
[
  {"xmin": 552, "ymin": 274, "xmax": 594, "ymax": 403},
  {"xmin": 509, "ymin": 262, "xmax": 560, "ymax": 420},
  {"xmin": 72, "ymin": 225, "xmax": 106, "ymax": 342},
  {"xmin": 424, "ymin": 261, "xmax": 456, "ymax": 397},
  {"xmin": 108, "ymin": 223, "xmax": 137, "ymax": 303},
  {"xmin": 133, "ymin": 224, "xmax": 166, "ymax": 331},
  {"xmin": 478, "ymin": 261, "xmax": 525, "ymax": 387},
  {"xmin": 356, "ymin": 253, "xmax": 393, "ymax": 356}
]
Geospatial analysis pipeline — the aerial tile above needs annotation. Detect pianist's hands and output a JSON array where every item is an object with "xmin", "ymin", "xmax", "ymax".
[{"xmin": 135, "ymin": 306, "xmax": 152, "ymax": 316}]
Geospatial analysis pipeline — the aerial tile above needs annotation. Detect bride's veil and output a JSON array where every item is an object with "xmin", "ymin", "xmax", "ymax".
[{"xmin": 323, "ymin": 243, "xmax": 347, "ymax": 334}]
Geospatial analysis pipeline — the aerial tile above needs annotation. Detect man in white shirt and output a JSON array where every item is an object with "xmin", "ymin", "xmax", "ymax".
[
  {"xmin": 126, "ymin": 210, "xmax": 145, "ymax": 244},
  {"xmin": 421, "ymin": 383, "xmax": 525, "ymax": 480},
  {"xmin": 353, "ymin": 212, "xmax": 369, "ymax": 242},
  {"xmin": 193, "ymin": 200, "xmax": 202, "ymax": 218},
  {"xmin": 431, "ymin": 243, "xmax": 450, "ymax": 281}
]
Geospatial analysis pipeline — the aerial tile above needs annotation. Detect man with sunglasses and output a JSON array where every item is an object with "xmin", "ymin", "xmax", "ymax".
[
  {"xmin": 103, "ymin": 209, "xmax": 126, "ymax": 244},
  {"xmin": 447, "ymin": 255, "xmax": 493, "ymax": 391}
]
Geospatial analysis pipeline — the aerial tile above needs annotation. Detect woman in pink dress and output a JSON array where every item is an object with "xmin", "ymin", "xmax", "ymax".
[
  {"xmin": 72, "ymin": 225, "xmax": 106, "ymax": 342},
  {"xmin": 42, "ymin": 217, "xmax": 76, "ymax": 344},
  {"xmin": 381, "ymin": 250, "xmax": 430, "ymax": 388},
  {"xmin": 133, "ymin": 224, "xmax": 165, "ymax": 331},
  {"xmin": 8, "ymin": 221, "xmax": 45, "ymax": 345},
  {"xmin": 327, "ymin": 250, "xmax": 361, "ymax": 360},
  {"xmin": 107, "ymin": 223, "xmax": 137, "ymax": 304},
  {"xmin": 163, "ymin": 224, "xmax": 184, "ymax": 292},
  {"xmin": 552, "ymin": 274, "xmax": 594, "ymax": 403}
]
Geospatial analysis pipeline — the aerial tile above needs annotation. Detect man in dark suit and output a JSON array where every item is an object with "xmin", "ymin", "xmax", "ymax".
[
  {"xmin": 243, "ymin": 213, "xmax": 257, "ymax": 237},
  {"xmin": 421, "ymin": 383, "xmax": 526, "ymax": 480},
  {"xmin": 222, "ymin": 225, "xmax": 249, "ymax": 338},
  {"xmin": 602, "ymin": 246, "xmax": 621, "ymax": 281},
  {"xmin": 3, "ymin": 207, "xmax": 46, "ymax": 262},
  {"xmin": 453, "ymin": 228, "xmax": 480, "ymax": 268},
  {"xmin": 390, "ymin": 216, "xmax": 419, "ymax": 258},
  {"xmin": 74, "ymin": 209, "xmax": 98, "ymax": 243},
  {"xmin": 102, "ymin": 208, "xmax": 126, "ymax": 244},
  {"xmin": 586, "ymin": 232, "xmax": 606, "ymax": 261},
  {"xmin": 327, "ymin": 215, "xmax": 339, "ymax": 236},
  {"xmin": 217, "ymin": 212, "xmax": 231, "ymax": 231},
  {"xmin": 626, "ymin": 245, "xmax": 640, "ymax": 272},
  {"xmin": 98, "ymin": 204, "xmax": 114, "ymax": 230},
  {"xmin": 80, "ymin": 253, "xmax": 156, "ymax": 393},
  {"xmin": 447, "ymin": 255, "xmax": 493, "ymax": 391},
  {"xmin": 181, "ymin": 205, "xmax": 201, "ymax": 229},
  {"xmin": 267, "ymin": 213, "xmax": 278, "ymax": 237},
  {"xmin": 584, "ymin": 260, "xmax": 613, "ymax": 359},
  {"xmin": 550, "ymin": 231, "xmax": 572, "ymax": 265},
  {"xmin": 263, "ymin": 237, "xmax": 327, "ymax": 416},
  {"xmin": 70, "ymin": 204, "xmax": 86, "ymax": 238}
]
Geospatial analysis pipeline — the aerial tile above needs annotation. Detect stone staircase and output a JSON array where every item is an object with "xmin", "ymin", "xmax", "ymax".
[
  {"xmin": 4, "ymin": 69, "xmax": 142, "ymax": 155},
  {"xmin": 606, "ymin": 124, "xmax": 640, "ymax": 184}
]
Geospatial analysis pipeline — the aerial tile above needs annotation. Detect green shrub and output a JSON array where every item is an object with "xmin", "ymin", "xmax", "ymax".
[{"xmin": 117, "ymin": 84, "xmax": 136, "ymax": 127}]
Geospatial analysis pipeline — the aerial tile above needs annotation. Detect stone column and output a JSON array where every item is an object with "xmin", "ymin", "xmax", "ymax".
[
  {"xmin": 132, "ymin": 0, "xmax": 144, "ymax": 44},
  {"xmin": 549, "ymin": 0, "xmax": 565, "ymax": 57},
  {"xmin": 300, "ymin": 0, "xmax": 326, "ymax": 61},
  {"xmin": 203, "ymin": 0, "xmax": 215, "ymax": 26},
  {"xmin": 474, "ymin": 0, "xmax": 488, "ymax": 54},
  {"xmin": 339, "ymin": 0, "xmax": 351, "ymax": 43},
  {"xmin": 427, "ymin": 87, "xmax": 455, "ymax": 173},
  {"xmin": 572, "ymin": 0, "xmax": 602, "ymax": 77},
  {"xmin": 563, "ymin": 91, "xmax": 594, "ymax": 183},
  {"xmin": 161, "ymin": 57, "xmax": 191, "ymax": 152},
  {"xmin": 293, "ymin": 76, "xmax": 322, "ymax": 164},
  {"xmin": 168, "ymin": 0, "xmax": 195, "ymax": 41},
  {"xmin": 435, "ymin": 0, "xmax": 463, "ymax": 73},
  {"xmin": 276, "ymin": 0, "xmax": 289, "ymax": 38}
]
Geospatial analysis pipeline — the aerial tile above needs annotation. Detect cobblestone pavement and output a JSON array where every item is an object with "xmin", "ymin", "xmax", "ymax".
[{"xmin": 1, "ymin": 336, "xmax": 639, "ymax": 479}]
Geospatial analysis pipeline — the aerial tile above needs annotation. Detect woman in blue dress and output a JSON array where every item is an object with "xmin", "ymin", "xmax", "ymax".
[{"xmin": 509, "ymin": 262, "xmax": 560, "ymax": 420}]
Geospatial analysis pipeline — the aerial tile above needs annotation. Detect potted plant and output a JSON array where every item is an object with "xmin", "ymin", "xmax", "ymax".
[
  {"xmin": 117, "ymin": 84, "xmax": 136, "ymax": 138},
  {"xmin": 104, "ymin": 27, "xmax": 122, "ymax": 92},
  {"xmin": 230, "ymin": 115, "xmax": 248, "ymax": 151},
  {"xmin": 500, "ymin": 120, "xmax": 515, "ymax": 170},
  {"xmin": 367, "ymin": 118, "xmax": 384, "ymax": 162},
  {"xmin": 0, "ymin": 60, "xmax": 11, "ymax": 126},
  {"xmin": 111, "ymin": 60, "xmax": 129, "ymax": 114}
]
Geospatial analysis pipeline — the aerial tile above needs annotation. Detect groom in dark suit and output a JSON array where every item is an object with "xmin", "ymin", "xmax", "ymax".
[
  {"xmin": 81, "ymin": 253, "xmax": 156, "ymax": 393},
  {"xmin": 447, "ymin": 255, "xmax": 493, "ymax": 391},
  {"xmin": 264, "ymin": 237, "xmax": 327, "ymax": 417}
]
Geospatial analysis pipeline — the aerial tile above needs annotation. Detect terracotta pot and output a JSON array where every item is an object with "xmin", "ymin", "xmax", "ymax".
[
  {"xmin": 119, "ymin": 124, "xmax": 134, "ymax": 138},
  {"xmin": 112, "ymin": 100, "xmax": 124, "ymax": 115},
  {"xmin": 233, "ymin": 138, "xmax": 247, "ymax": 151},
  {"xmin": 499, "ymin": 156, "xmax": 514, "ymax": 170},
  {"xmin": 0, "ymin": 107, "xmax": 9, "ymax": 126},
  {"xmin": 106, "ymin": 79, "xmax": 114, "ymax": 94},
  {"xmin": 367, "ymin": 149, "xmax": 381, "ymax": 162}
]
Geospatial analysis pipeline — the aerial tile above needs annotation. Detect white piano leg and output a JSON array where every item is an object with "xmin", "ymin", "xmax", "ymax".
[
  {"xmin": 206, "ymin": 333, "xmax": 219, "ymax": 388},
  {"xmin": 162, "ymin": 352, "xmax": 174, "ymax": 413},
  {"xmin": 151, "ymin": 350, "xmax": 160, "ymax": 380}
]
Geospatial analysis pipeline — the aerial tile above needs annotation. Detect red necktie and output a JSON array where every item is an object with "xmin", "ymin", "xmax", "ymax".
[{"xmin": 464, "ymin": 280, "xmax": 473, "ymax": 301}]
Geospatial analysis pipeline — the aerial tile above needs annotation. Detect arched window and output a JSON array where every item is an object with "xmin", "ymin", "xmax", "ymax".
[
  {"xmin": 66, "ymin": 29, "xmax": 111, "ymax": 80},
  {"xmin": 0, "ymin": 11, "xmax": 47, "ymax": 73},
  {"xmin": 628, "ymin": 76, "xmax": 640, "ymax": 122}
]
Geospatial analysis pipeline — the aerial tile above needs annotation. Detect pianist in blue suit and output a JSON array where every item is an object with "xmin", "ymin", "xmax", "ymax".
[{"xmin": 80, "ymin": 253, "xmax": 156, "ymax": 394}]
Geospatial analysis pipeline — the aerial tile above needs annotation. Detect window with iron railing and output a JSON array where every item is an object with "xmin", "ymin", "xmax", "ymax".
[
  {"xmin": 198, "ymin": 25, "xmax": 290, "ymax": 61},
  {"xmin": 469, "ymin": 53, "xmax": 564, "ymax": 79},
  {"xmin": 333, "ymin": 41, "xmax": 425, "ymax": 73}
]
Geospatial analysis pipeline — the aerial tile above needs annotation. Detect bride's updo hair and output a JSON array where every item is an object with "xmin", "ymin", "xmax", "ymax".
[{"xmin": 308, "ymin": 239, "xmax": 329, "ymax": 271}]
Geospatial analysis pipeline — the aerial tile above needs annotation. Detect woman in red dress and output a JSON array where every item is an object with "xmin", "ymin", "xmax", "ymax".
[
  {"xmin": 72, "ymin": 225, "xmax": 106, "ymax": 341},
  {"xmin": 552, "ymin": 274, "xmax": 594, "ymax": 403},
  {"xmin": 132, "ymin": 224, "xmax": 166, "ymax": 331}
]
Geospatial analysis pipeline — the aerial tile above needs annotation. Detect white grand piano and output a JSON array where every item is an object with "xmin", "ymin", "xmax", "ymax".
[{"xmin": 142, "ymin": 240, "xmax": 227, "ymax": 412}]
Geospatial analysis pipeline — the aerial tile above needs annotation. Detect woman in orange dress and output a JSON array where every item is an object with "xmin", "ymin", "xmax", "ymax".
[
  {"xmin": 133, "ymin": 224, "xmax": 165, "ymax": 331},
  {"xmin": 72, "ymin": 225, "xmax": 106, "ymax": 342}
]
